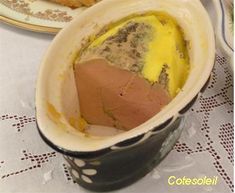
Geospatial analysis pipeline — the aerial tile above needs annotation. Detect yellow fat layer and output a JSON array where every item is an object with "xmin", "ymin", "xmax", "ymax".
[
  {"xmin": 142, "ymin": 14, "xmax": 189, "ymax": 97},
  {"xmin": 89, "ymin": 15, "xmax": 155, "ymax": 47},
  {"xmin": 87, "ymin": 13, "xmax": 190, "ymax": 97}
]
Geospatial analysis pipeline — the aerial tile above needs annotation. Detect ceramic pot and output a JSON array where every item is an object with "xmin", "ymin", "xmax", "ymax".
[{"xmin": 36, "ymin": 0, "xmax": 215, "ymax": 191}]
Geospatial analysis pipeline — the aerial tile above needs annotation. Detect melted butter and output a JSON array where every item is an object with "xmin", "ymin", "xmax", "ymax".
[
  {"xmin": 46, "ymin": 102, "xmax": 66, "ymax": 129},
  {"xmin": 68, "ymin": 116, "xmax": 88, "ymax": 132},
  {"xmin": 47, "ymin": 102, "xmax": 61, "ymax": 121},
  {"xmin": 81, "ymin": 12, "xmax": 190, "ymax": 97},
  {"xmin": 78, "ymin": 116, "xmax": 88, "ymax": 132},
  {"xmin": 47, "ymin": 102, "xmax": 88, "ymax": 132}
]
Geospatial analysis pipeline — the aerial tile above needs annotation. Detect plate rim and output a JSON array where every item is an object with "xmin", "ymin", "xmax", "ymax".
[{"xmin": 0, "ymin": 15, "xmax": 60, "ymax": 34}]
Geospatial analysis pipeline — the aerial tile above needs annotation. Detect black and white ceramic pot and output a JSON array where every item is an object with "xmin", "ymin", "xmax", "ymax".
[{"xmin": 36, "ymin": 0, "xmax": 215, "ymax": 191}]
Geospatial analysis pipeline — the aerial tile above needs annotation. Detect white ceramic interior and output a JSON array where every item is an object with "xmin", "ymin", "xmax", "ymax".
[{"xmin": 36, "ymin": 0, "xmax": 215, "ymax": 152}]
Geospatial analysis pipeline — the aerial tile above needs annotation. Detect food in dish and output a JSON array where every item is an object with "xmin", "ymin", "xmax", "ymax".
[
  {"xmin": 74, "ymin": 12, "xmax": 190, "ymax": 131},
  {"xmin": 49, "ymin": 0, "xmax": 100, "ymax": 8}
]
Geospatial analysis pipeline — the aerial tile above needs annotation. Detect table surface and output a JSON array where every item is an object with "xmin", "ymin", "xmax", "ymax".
[{"xmin": 0, "ymin": 11, "xmax": 234, "ymax": 193}]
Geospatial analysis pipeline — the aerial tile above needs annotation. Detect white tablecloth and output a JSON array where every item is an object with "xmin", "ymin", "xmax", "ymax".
[{"xmin": 0, "ymin": 10, "xmax": 233, "ymax": 193}]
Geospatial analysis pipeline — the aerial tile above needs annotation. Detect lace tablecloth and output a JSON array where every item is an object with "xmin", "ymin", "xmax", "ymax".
[{"xmin": 0, "ymin": 13, "xmax": 234, "ymax": 193}]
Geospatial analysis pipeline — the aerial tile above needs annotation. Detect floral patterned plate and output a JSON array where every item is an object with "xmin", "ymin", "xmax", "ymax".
[
  {"xmin": 0, "ymin": 0, "xmax": 87, "ymax": 34},
  {"xmin": 201, "ymin": 0, "xmax": 234, "ymax": 70}
]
